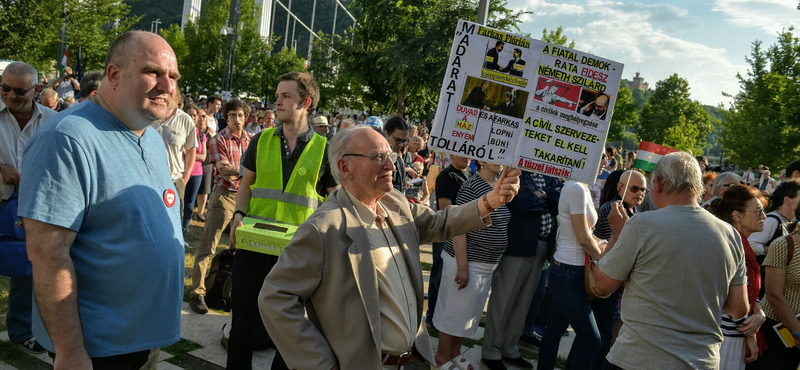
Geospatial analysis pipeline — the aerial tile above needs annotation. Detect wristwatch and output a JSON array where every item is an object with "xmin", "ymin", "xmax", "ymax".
[{"xmin": 233, "ymin": 210, "xmax": 247, "ymax": 220}]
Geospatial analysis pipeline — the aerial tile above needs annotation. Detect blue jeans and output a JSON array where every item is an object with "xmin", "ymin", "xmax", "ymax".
[
  {"xmin": 182, "ymin": 174, "xmax": 203, "ymax": 234},
  {"xmin": 426, "ymin": 242, "xmax": 445, "ymax": 322},
  {"xmin": 538, "ymin": 262, "xmax": 600, "ymax": 370},
  {"xmin": 7, "ymin": 275, "xmax": 33, "ymax": 343}
]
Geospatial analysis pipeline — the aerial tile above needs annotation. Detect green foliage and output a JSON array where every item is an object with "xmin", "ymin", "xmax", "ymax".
[
  {"xmin": 608, "ymin": 84, "xmax": 638, "ymax": 142},
  {"xmin": 174, "ymin": 0, "xmax": 293, "ymax": 99},
  {"xmin": 326, "ymin": 0, "xmax": 530, "ymax": 119},
  {"xmin": 308, "ymin": 32, "xmax": 366, "ymax": 112},
  {"xmin": 721, "ymin": 29, "xmax": 800, "ymax": 169},
  {"xmin": 0, "ymin": 0, "xmax": 139, "ymax": 74},
  {"xmin": 636, "ymin": 73, "xmax": 714, "ymax": 154},
  {"xmin": 541, "ymin": 26, "xmax": 575, "ymax": 48}
]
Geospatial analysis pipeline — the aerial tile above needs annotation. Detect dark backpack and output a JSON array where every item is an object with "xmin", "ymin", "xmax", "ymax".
[
  {"xmin": 205, "ymin": 249, "xmax": 234, "ymax": 312},
  {"xmin": 766, "ymin": 214, "xmax": 787, "ymax": 246}
]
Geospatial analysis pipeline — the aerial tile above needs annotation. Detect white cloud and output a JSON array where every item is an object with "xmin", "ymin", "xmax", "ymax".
[
  {"xmin": 713, "ymin": 0, "xmax": 797, "ymax": 34},
  {"xmin": 508, "ymin": 0, "xmax": 747, "ymax": 105}
]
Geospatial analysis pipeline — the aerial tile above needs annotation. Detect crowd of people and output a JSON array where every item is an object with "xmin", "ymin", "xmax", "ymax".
[{"xmin": 2, "ymin": 30, "xmax": 800, "ymax": 370}]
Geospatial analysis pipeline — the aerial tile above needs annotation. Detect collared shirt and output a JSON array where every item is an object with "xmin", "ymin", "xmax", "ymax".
[
  {"xmin": 151, "ymin": 108, "xmax": 198, "ymax": 181},
  {"xmin": 0, "ymin": 100, "xmax": 56, "ymax": 199},
  {"xmin": 345, "ymin": 189, "xmax": 416, "ymax": 355},
  {"xmin": 242, "ymin": 124, "xmax": 337, "ymax": 197},
  {"xmin": 208, "ymin": 127, "xmax": 252, "ymax": 192}
]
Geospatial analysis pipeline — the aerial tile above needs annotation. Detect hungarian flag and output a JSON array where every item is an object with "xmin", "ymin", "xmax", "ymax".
[
  {"xmin": 60, "ymin": 47, "xmax": 69, "ymax": 72},
  {"xmin": 633, "ymin": 141, "xmax": 678, "ymax": 172}
]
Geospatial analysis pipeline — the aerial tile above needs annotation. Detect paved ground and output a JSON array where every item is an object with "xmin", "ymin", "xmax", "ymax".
[{"xmin": 0, "ymin": 244, "xmax": 574, "ymax": 369}]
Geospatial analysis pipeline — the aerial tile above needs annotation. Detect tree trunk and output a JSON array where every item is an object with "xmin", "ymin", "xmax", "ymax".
[{"xmin": 397, "ymin": 75, "xmax": 405, "ymax": 118}]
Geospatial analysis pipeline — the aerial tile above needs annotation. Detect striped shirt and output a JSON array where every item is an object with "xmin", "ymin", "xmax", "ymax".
[
  {"xmin": 444, "ymin": 174, "xmax": 511, "ymax": 264},
  {"xmin": 208, "ymin": 127, "xmax": 252, "ymax": 192}
]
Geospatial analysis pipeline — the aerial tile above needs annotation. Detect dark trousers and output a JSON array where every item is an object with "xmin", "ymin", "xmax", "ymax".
[
  {"xmin": 49, "ymin": 349, "xmax": 150, "ymax": 370},
  {"xmin": 746, "ymin": 317, "xmax": 800, "ymax": 370},
  {"xmin": 603, "ymin": 363, "xmax": 625, "ymax": 370},
  {"xmin": 426, "ymin": 242, "xmax": 445, "ymax": 322},
  {"xmin": 226, "ymin": 250, "xmax": 288, "ymax": 370}
]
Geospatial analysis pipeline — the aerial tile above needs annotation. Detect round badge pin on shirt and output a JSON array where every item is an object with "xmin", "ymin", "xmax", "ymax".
[{"xmin": 164, "ymin": 189, "xmax": 177, "ymax": 208}]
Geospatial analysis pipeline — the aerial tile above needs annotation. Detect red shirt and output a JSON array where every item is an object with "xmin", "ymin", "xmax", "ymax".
[{"xmin": 208, "ymin": 127, "xmax": 252, "ymax": 191}]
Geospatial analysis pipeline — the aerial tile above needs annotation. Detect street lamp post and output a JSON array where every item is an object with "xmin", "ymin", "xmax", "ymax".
[{"xmin": 221, "ymin": 0, "xmax": 241, "ymax": 97}]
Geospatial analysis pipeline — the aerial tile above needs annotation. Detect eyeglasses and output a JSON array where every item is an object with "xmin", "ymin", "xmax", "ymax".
[
  {"xmin": 744, "ymin": 208, "xmax": 766, "ymax": 215},
  {"xmin": 390, "ymin": 133, "xmax": 409, "ymax": 144},
  {"xmin": 343, "ymin": 152, "xmax": 391, "ymax": 166},
  {"xmin": 227, "ymin": 112, "xmax": 246, "ymax": 119},
  {"xmin": 620, "ymin": 183, "xmax": 648, "ymax": 194},
  {"xmin": 721, "ymin": 183, "xmax": 739, "ymax": 188},
  {"xmin": 0, "ymin": 84, "xmax": 34, "ymax": 95}
]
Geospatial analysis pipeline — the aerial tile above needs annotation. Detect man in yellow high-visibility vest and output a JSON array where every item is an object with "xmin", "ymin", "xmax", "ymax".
[{"xmin": 228, "ymin": 72, "xmax": 338, "ymax": 370}]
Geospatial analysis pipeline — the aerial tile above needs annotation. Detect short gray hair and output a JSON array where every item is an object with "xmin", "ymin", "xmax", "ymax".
[
  {"xmin": 3, "ymin": 62, "xmax": 38, "ymax": 86},
  {"xmin": 653, "ymin": 151, "xmax": 704, "ymax": 198},
  {"xmin": 712, "ymin": 172, "xmax": 743, "ymax": 198},
  {"xmin": 328, "ymin": 125, "xmax": 374, "ymax": 184},
  {"xmin": 40, "ymin": 88, "xmax": 58, "ymax": 100}
]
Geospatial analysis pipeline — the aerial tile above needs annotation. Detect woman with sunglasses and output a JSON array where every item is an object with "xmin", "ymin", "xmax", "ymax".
[
  {"xmin": 702, "ymin": 172, "xmax": 743, "ymax": 208},
  {"xmin": 708, "ymin": 185, "xmax": 767, "ymax": 369},
  {"xmin": 432, "ymin": 160, "xmax": 511, "ymax": 370}
]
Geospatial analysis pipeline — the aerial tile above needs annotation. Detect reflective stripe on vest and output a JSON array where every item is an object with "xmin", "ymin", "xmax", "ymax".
[{"xmin": 248, "ymin": 128, "xmax": 326, "ymax": 225}]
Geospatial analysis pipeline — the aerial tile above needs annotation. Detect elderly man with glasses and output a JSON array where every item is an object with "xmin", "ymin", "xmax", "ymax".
[
  {"xmin": 259, "ymin": 125, "xmax": 521, "ymax": 369},
  {"xmin": 0, "ymin": 61, "xmax": 56, "ymax": 356}
]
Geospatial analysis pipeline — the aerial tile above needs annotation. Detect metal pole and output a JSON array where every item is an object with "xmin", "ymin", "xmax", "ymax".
[
  {"xmin": 283, "ymin": 0, "xmax": 292, "ymax": 50},
  {"xmin": 308, "ymin": 0, "xmax": 317, "ymax": 59},
  {"xmin": 291, "ymin": 18, "xmax": 296, "ymax": 50},
  {"xmin": 477, "ymin": 0, "xmax": 489, "ymax": 25},
  {"xmin": 269, "ymin": 0, "xmax": 277, "ymax": 43},
  {"xmin": 331, "ymin": 0, "xmax": 337, "ymax": 35}
]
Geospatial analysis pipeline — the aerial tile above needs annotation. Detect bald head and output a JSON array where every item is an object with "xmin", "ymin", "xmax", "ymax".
[
  {"xmin": 617, "ymin": 170, "xmax": 647, "ymax": 207},
  {"xmin": 104, "ymin": 31, "xmax": 165, "ymax": 74}
]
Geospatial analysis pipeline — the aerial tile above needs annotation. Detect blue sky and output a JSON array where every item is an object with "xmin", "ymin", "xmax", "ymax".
[{"xmin": 506, "ymin": 0, "xmax": 798, "ymax": 106}]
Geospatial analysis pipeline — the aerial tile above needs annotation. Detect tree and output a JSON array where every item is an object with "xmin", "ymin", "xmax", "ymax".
[
  {"xmin": 329, "ymin": 0, "xmax": 530, "ymax": 120},
  {"xmin": 308, "ymin": 32, "xmax": 366, "ymax": 112},
  {"xmin": 720, "ymin": 29, "xmax": 800, "ymax": 169},
  {"xmin": 0, "ymin": 0, "xmax": 139, "ymax": 73},
  {"xmin": 636, "ymin": 74, "xmax": 714, "ymax": 154},
  {"xmin": 608, "ymin": 84, "xmax": 638, "ymax": 142},
  {"xmin": 166, "ymin": 0, "xmax": 298, "ymax": 99},
  {"xmin": 541, "ymin": 26, "xmax": 575, "ymax": 48}
]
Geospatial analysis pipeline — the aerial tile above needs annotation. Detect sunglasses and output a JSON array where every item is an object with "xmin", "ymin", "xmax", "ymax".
[
  {"xmin": 390, "ymin": 133, "xmax": 409, "ymax": 144},
  {"xmin": 0, "ymin": 84, "xmax": 34, "ymax": 95},
  {"xmin": 620, "ymin": 182, "xmax": 648, "ymax": 194}
]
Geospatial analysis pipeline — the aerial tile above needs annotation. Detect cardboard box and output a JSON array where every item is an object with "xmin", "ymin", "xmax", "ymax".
[{"xmin": 235, "ymin": 217, "xmax": 298, "ymax": 256}]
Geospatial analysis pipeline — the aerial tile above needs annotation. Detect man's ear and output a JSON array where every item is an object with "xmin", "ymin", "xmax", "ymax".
[{"xmin": 337, "ymin": 158, "xmax": 350, "ymax": 180}]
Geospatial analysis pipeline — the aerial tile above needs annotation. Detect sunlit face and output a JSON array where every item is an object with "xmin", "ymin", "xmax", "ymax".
[
  {"xmin": 718, "ymin": 178, "xmax": 740, "ymax": 199},
  {"xmin": 0, "ymin": 73, "xmax": 38, "ymax": 114},
  {"xmin": 737, "ymin": 198, "xmax": 766, "ymax": 235},
  {"xmin": 618, "ymin": 172, "xmax": 647, "ymax": 207},
  {"xmin": 263, "ymin": 111, "xmax": 275, "ymax": 128},
  {"xmin": 341, "ymin": 129, "xmax": 396, "ymax": 198},
  {"xmin": 186, "ymin": 107, "xmax": 199, "ymax": 125},
  {"xmin": 275, "ymin": 80, "xmax": 309, "ymax": 124},
  {"xmin": 226, "ymin": 108, "xmax": 246, "ymax": 133},
  {"xmin": 111, "ymin": 34, "xmax": 180, "ymax": 130},
  {"xmin": 386, "ymin": 128, "xmax": 409, "ymax": 153}
]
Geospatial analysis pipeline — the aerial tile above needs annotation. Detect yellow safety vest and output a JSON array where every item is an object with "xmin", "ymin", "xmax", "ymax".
[{"xmin": 248, "ymin": 128, "xmax": 326, "ymax": 225}]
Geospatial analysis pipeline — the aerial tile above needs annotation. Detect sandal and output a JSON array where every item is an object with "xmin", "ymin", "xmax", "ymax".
[
  {"xmin": 451, "ymin": 355, "xmax": 474, "ymax": 370},
  {"xmin": 431, "ymin": 361, "xmax": 459, "ymax": 370},
  {"xmin": 196, "ymin": 214, "xmax": 206, "ymax": 222}
]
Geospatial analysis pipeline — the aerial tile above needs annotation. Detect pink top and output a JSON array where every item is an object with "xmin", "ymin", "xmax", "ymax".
[{"xmin": 191, "ymin": 128, "xmax": 207, "ymax": 176}]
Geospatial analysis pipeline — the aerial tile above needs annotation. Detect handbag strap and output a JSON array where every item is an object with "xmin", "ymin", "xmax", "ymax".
[{"xmin": 786, "ymin": 234, "xmax": 796, "ymax": 268}]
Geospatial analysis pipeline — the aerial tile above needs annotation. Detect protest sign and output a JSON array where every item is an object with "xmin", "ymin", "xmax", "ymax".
[{"xmin": 429, "ymin": 20, "xmax": 624, "ymax": 183}]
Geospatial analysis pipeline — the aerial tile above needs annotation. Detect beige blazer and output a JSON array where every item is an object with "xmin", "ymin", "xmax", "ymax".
[{"xmin": 259, "ymin": 188, "xmax": 487, "ymax": 369}]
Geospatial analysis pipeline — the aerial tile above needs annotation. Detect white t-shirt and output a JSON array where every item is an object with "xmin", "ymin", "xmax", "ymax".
[
  {"xmin": 151, "ymin": 109, "xmax": 199, "ymax": 181},
  {"xmin": 555, "ymin": 181, "xmax": 597, "ymax": 266},
  {"xmin": 206, "ymin": 115, "xmax": 218, "ymax": 134}
]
